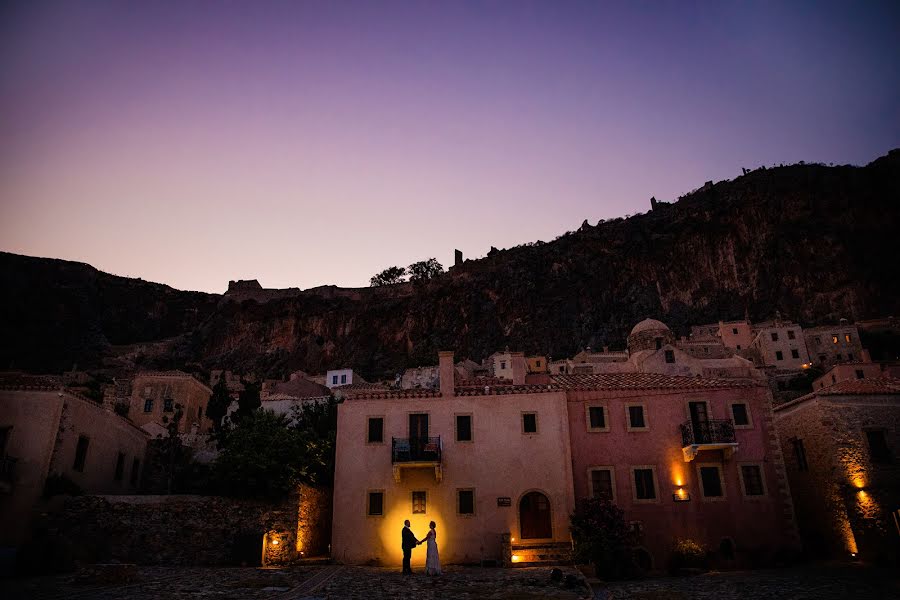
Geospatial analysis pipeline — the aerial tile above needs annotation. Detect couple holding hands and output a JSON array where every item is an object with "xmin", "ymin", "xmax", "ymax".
[{"xmin": 401, "ymin": 519, "xmax": 441, "ymax": 576}]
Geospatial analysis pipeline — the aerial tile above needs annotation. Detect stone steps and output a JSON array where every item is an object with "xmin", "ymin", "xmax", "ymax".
[{"xmin": 510, "ymin": 542, "xmax": 573, "ymax": 567}]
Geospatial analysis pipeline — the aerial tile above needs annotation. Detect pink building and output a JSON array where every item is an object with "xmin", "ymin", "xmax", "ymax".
[{"xmin": 557, "ymin": 372, "xmax": 799, "ymax": 569}]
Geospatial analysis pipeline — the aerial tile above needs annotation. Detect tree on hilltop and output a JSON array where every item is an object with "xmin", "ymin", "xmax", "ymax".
[
  {"xmin": 370, "ymin": 265, "xmax": 407, "ymax": 286},
  {"xmin": 407, "ymin": 258, "xmax": 443, "ymax": 283}
]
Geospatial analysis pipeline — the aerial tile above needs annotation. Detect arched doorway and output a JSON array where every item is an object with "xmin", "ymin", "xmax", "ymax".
[{"xmin": 519, "ymin": 491, "xmax": 552, "ymax": 539}]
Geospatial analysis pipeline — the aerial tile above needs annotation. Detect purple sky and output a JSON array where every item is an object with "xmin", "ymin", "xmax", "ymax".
[{"xmin": 2, "ymin": 1, "xmax": 898, "ymax": 293}]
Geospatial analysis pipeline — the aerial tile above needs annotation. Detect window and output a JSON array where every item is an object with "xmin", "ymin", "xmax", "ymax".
[
  {"xmin": 458, "ymin": 489, "xmax": 475, "ymax": 515},
  {"xmin": 837, "ymin": 353, "xmax": 843, "ymax": 360},
  {"xmin": 845, "ymin": 334, "xmax": 852, "ymax": 343},
  {"xmin": 787, "ymin": 330, "xmax": 795, "ymax": 340},
  {"xmin": 558, "ymin": 365, "xmax": 565, "ymax": 373},
  {"xmin": 590, "ymin": 468, "xmax": 615, "ymax": 501},
  {"xmin": 730, "ymin": 403, "xmax": 751, "ymax": 427},
  {"xmin": 664, "ymin": 350, "xmax": 675, "ymax": 363},
  {"xmin": 819, "ymin": 354, "xmax": 826, "ymax": 362},
  {"xmin": 0, "ymin": 426, "xmax": 10, "ymax": 455},
  {"xmin": 114, "ymin": 452, "xmax": 125, "ymax": 482},
  {"xmin": 848, "ymin": 353, "xmax": 854, "ymax": 361},
  {"xmin": 535, "ymin": 360, "xmax": 541, "ymax": 368},
  {"xmin": 456, "ymin": 414, "xmax": 473, "ymax": 442},
  {"xmin": 163, "ymin": 398, "xmax": 174, "ymax": 412},
  {"xmin": 332, "ymin": 375, "xmax": 338, "ymax": 385},
  {"xmin": 143, "ymin": 398, "xmax": 154, "ymax": 413},
  {"xmin": 698, "ymin": 465, "xmax": 725, "ymax": 499},
  {"xmin": 732, "ymin": 327, "xmax": 738, "ymax": 335},
  {"xmin": 130, "ymin": 458, "xmax": 141, "ymax": 486},
  {"xmin": 792, "ymin": 439, "xmax": 809, "ymax": 471},
  {"xmin": 740, "ymin": 464, "xmax": 765, "ymax": 496},
  {"xmin": 771, "ymin": 332, "xmax": 779, "ymax": 342},
  {"xmin": 866, "ymin": 430, "xmax": 892, "ymax": 464},
  {"xmin": 632, "ymin": 467, "xmax": 657, "ymax": 501},
  {"xmin": 367, "ymin": 491, "xmax": 384, "ymax": 516},
  {"xmin": 814, "ymin": 336, "xmax": 821, "ymax": 346},
  {"xmin": 341, "ymin": 374, "xmax": 347, "ymax": 384},
  {"xmin": 655, "ymin": 338, "xmax": 662, "ymax": 350},
  {"xmin": 73, "ymin": 435, "xmax": 90, "ymax": 472},
  {"xmin": 791, "ymin": 349, "xmax": 800, "ymax": 359},
  {"xmin": 832, "ymin": 335, "xmax": 839, "ymax": 344},
  {"xmin": 412, "ymin": 491, "xmax": 426, "ymax": 514},
  {"xmin": 500, "ymin": 361, "xmax": 506, "ymax": 370},
  {"xmin": 626, "ymin": 404, "xmax": 647, "ymax": 430},
  {"xmin": 736, "ymin": 345, "xmax": 741, "ymax": 350},
  {"xmin": 855, "ymin": 369, "xmax": 864, "ymax": 379},
  {"xmin": 587, "ymin": 406, "xmax": 607, "ymax": 431},
  {"xmin": 198, "ymin": 405, "xmax": 204, "ymax": 419},
  {"xmin": 367, "ymin": 417, "xmax": 384, "ymax": 444},
  {"xmin": 522, "ymin": 412, "xmax": 537, "ymax": 434},
  {"xmin": 775, "ymin": 351, "xmax": 784, "ymax": 361}
]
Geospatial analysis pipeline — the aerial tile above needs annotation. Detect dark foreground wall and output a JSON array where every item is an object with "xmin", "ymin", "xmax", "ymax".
[{"xmin": 19, "ymin": 486, "xmax": 331, "ymax": 573}]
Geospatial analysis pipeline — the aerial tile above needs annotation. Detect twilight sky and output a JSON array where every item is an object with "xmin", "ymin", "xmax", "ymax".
[{"xmin": 1, "ymin": 1, "xmax": 898, "ymax": 293}]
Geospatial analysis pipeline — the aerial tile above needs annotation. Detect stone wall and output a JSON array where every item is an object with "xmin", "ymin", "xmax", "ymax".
[{"xmin": 32, "ymin": 486, "xmax": 331, "ymax": 570}]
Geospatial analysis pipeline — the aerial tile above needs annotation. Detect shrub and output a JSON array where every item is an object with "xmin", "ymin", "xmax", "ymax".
[
  {"xmin": 669, "ymin": 538, "xmax": 708, "ymax": 573},
  {"xmin": 570, "ymin": 497, "xmax": 637, "ymax": 580}
]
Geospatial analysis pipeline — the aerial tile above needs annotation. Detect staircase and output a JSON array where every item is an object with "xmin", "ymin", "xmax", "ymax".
[{"xmin": 509, "ymin": 541, "xmax": 573, "ymax": 567}]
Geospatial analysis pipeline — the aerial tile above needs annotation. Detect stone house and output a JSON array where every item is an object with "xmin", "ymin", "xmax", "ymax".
[
  {"xmin": 747, "ymin": 319, "xmax": 810, "ymax": 370},
  {"xmin": 773, "ymin": 377, "xmax": 900, "ymax": 562},
  {"xmin": 128, "ymin": 371, "xmax": 214, "ymax": 436},
  {"xmin": 326, "ymin": 368, "xmax": 362, "ymax": 389},
  {"xmin": 804, "ymin": 321, "xmax": 866, "ymax": 370},
  {"xmin": 812, "ymin": 362, "xmax": 886, "ymax": 391},
  {"xmin": 0, "ymin": 374, "xmax": 148, "ymax": 548}
]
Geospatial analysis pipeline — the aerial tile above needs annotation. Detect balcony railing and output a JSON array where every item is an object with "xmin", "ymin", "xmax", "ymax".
[
  {"xmin": 392, "ymin": 436, "xmax": 442, "ymax": 464},
  {"xmin": 680, "ymin": 420, "xmax": 736, "ymax": 446}
]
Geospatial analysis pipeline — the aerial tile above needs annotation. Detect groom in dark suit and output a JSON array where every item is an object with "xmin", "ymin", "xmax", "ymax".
[{"xmin": 401, "ymin": 519, "xmax": 420, "ymax": 574}]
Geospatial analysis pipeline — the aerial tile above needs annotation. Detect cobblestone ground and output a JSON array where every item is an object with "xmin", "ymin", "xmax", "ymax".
[{"xmin": 1, "ymin": 562, "xmax": 897, "ymax": 600}]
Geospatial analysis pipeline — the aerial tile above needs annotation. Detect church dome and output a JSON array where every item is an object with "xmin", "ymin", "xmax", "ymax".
[{"xmin": 630, "ymin": 318, "xmax": 670, "ymax": 336}]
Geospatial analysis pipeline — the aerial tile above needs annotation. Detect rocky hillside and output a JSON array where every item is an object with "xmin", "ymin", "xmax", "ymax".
[{"xmin": 3, "ymin": 150, "xmax": 899, "ymax": 378}]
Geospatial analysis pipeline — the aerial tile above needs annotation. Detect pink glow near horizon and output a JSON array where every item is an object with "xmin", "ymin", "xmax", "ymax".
[{"xmin": 1, "ymin": 2, "xmax": 898, "ymax": 292}]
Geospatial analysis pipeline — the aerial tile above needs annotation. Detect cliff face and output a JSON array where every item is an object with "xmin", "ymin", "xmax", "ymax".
[{"xmin": 3, "ymin": 151, "xmax": 899, "ymax": 378}]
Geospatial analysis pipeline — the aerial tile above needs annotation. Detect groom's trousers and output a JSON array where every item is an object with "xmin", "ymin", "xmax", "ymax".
[{"xmin": 402, "ymin": 547, "xmax": 412, "ymax": 573}]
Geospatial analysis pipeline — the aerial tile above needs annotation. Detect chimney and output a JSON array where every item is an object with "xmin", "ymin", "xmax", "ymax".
[
  {"xmin": 439, "ymin": 351, "xmax": 455, "ymax": 397},
  {"xmin": 510, "ymin": 352, "xmax": 526, "ymax": 385}
]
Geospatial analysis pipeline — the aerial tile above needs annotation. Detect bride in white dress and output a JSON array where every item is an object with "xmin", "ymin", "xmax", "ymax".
[{"xmin": 424, "ymin": 521, "xmax": 442, "ymax": 575}]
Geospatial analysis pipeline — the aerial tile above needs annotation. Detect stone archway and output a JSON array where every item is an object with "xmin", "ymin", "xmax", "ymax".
[{"xmin": 519, "ymin": 491, "xmax": 552, "ymax": 539}]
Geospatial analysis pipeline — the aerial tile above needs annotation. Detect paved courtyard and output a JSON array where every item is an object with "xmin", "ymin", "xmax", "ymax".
[{"xmin": 1, "ymin": 562, "xmax": 897, "ymax": 599}]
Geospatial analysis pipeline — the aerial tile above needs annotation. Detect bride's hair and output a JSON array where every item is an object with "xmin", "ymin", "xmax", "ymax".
[{"xmin": 429, "ymin": 521, "xmax": 436, "ymax": 529}]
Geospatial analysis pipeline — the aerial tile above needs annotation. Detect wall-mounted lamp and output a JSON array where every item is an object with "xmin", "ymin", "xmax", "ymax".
[
  {"xmin": 673, "ymin": 487, "xmax": 691, "ymax": 502},
  {"xmin": 271, "ymin": 538, "xmax": 280, "ymax": 546}
]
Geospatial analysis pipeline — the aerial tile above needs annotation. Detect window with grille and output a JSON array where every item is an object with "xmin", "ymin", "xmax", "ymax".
[
  {"xmin": 412, "ymin": 491, "xmax": 426, "ymax": 514},
  {"xmin": 591, "ymin": 469, "xmax": 613, "ymax": 500}
]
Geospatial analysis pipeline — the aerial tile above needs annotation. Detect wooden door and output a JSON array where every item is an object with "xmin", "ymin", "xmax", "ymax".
[{"xmin": 520, "ymin": 492, "xmax": 552, "ymax": 539}]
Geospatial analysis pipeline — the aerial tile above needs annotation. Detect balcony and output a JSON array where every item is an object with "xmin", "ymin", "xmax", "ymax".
[
  {"xmin": 391, "ymin": 436, "xmax": 442, "ymax": 483},
  {"xmin": 0, "ymin": 455, "xmax": 17, "ymax": 494},
  {"xmin": 679, "ymin": 420, "xmax": 738, "ymax": 462}
]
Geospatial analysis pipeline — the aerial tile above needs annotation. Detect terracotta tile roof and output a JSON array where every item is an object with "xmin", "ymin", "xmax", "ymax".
[
  {"xmin": 456, "ymin": 376, "xmax": 512, "ymax": 387},
  {"xmin": 334, "ymin": 382, "xmax": 388, "ymax": 391},
  {"xmin": 815, "ymin": 377, "xmax": 900, "ymax": 396},
  {"xmin": 550, "ymin": 372, "xmax": 759, "ymax": 390},
  {"xmin": 0, "ymin": 372, "xmax": 62, "ymax": 389},
  {"xmin": 345, "ymin": 389, "xmax": 441, "ymax": 400}
]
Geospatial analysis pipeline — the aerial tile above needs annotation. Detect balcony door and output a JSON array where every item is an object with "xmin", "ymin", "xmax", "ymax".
[
  {"xmin": 409, "ymin": 413, "xmax": 429, "ymax": 440},
  {"xmin": 689, "ymin": 402, "xmax": 709, "ymax": 444}
]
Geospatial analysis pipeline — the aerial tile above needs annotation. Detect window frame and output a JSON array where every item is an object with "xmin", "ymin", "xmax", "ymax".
[
  {"xmin": 521, "ymin": 411, "xmax": 539, "ymax": 434},
  {"xmin": 738, "ymin": 462, "xmax": 767, "ymax": 498},
  {"xmin": 411, "ymin": 490, "xmax": 427, "ymax": 514},
  {"xmin": 366, "ymin": 415, "xmax": 385, "ymax": 445},
  {"xmin": 114, "ymin": 451, "xmax": 125, "ymax": 482},
  {"xmin": 775, "ymin": 350, "xmax": 784, "ymax": 361},
  {"xmin": 729, "ymin": 402, "xmax": 753, "ymax": 429},
  {"xmin": 630, "ymin": 465, "xmax": 659, "ymax": 503},
  {"xmin": 143, "ymin": 398, "xmax": 154, "ymax": 413},
  {"xmin": 457, "ymin": 488, "xmax": 476, "ymax": 516},
  {"xmin": 664, "ymin": 349, "xmax": 676, "ymax": 363},
  {"xmin": 587, "ymin": 466, "xmax": 617, "ymax": 503},
  {"xmin": 366, "ymin": 489, "xmax": 385, "ymax": 517},
  {"xmin": 790, "ymin": 348, "xmax": 800, "ymax": 359},
  {"xmin": 625, "ymin": 403, "xmax": 649, "ymax": 432},
  {"xmin": 455, "ymin": 413, "xmax": 474, "ymax": 442},
  {"xmin": 585, "ymin": 404, "xmax": 609, "ymax": 432},
  {"xmin": 696, "ymin": 462, "xmax": 727, "ymax": 501},
  {"xmin": 792, "ymin": 438, "xmax": 809, "ymax": 471},
  {"xmin": 73, "ymin": 435, "xmax": 90, "ymax": 473}
]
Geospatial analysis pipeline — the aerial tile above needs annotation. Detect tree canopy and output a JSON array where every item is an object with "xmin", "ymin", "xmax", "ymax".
[
  {"xmin": 370, "ymin": 265, "xmax": 407, "ymax": 286},
  {"xmin": 407, "ymin": 258, "xmax": 443, "ymax": 283}
]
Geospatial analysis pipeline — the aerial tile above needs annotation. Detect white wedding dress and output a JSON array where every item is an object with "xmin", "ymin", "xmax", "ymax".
[{"xmin": 425, "ymin": 528, "xmax": 442, "ymax": 575}]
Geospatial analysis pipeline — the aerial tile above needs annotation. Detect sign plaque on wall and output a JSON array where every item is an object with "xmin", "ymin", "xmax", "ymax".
[{"xmin": 497, "ymin": 497, "xmax": 511, "ymax": 507}]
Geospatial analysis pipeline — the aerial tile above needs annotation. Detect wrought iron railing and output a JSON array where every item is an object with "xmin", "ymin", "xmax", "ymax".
[
  {"xmin": 680, "ymin": 420, "xmax": 736, "ymax": 446},
  {"xmin": 392, "ymin": 436, "xmax": 442, "ymax": 463}
]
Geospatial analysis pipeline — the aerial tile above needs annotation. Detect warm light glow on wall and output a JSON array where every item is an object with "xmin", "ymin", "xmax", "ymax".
[
  {"xmin": 376, "ymin": 500, "xmax": 456, "ymax": 566},
  {"xmin": 511, "ymin": 554, "xmax": 521, "ymax": 562},
  {"xmin": 670, "ymin": 463, "xmax": 684, "ymax": 487}
]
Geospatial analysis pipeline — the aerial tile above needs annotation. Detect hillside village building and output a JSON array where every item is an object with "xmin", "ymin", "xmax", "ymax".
[
  {"xmin": 804, "ymin": 322, "xmax": 865, "ymax": 369},
  {"xmin": 0, "ymin": 374, "xmax": 148, "ymax": 547},
  {"xmin": 333, "ymin": 327, "xmax": 799, "ymax": 570},
  {"xmin": 774, "ymin": 375, "xmax": 900, "ymax": 563},
  {"xmin": 127, "ymin": 371, "xmax": 214, "ymax": 437}
]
